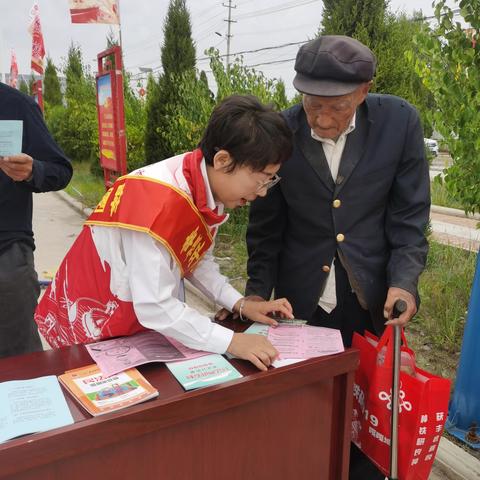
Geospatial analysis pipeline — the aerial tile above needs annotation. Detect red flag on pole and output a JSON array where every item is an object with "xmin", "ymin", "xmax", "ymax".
[
  {"xmin": 9, "ymin": 50, "xmax": 19, "ymax": 88},
  {"xmin": 29, "ymin": 3, "xmax": 45, "ymax": 75},
  {"xmin": 69, "ymin": 0, "xmax": 120, "ymax": 24}
]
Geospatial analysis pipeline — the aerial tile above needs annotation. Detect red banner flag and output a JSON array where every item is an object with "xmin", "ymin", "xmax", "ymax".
[
  {"xmin": 9, "ymin": 50, "xmax": 19, "ymax": 88},
  {"xmin": 29, "ymin": 3, "xmax": 45, "ymax": 75},
  {"xmin": 69, "ymin": 0, "xmax": 120, "ymax": 24}
]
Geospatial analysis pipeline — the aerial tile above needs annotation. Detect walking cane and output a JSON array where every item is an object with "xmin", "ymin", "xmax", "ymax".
[{"xmin": 387, "ymin": 299, "xmax": 407, "ymax": 480}]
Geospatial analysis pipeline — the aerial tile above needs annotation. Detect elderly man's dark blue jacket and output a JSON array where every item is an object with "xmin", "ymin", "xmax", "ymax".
[{"xmin": 246, "ymin": 94, "xmax": 430, "ymax": 332}]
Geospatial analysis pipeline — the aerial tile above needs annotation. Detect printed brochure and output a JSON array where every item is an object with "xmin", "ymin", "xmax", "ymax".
[
  {"xmin": 86, "ymin": 330, "xmax": 210, "ymax": 377},
  {"xmin": 58, "ymin": 364, "xmax": 158, "ymax": 416},
  {"xmin": 166, "ymin": 354, "xmax": 243, "ymax": 390}
]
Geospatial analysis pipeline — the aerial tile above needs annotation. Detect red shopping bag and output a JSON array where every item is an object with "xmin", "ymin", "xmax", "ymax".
[{"xmin": 351, "ymin": 327, "xmax": 451, "ymax": 480}]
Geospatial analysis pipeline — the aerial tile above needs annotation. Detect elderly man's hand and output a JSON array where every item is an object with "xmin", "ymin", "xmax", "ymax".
[
  {"xmin": 383, "ymin": 287, "xmax": 417, "ymax": 327},
  {"xmin": 0, "ymin": 154, "xmax": 33, "ymax": 182}
]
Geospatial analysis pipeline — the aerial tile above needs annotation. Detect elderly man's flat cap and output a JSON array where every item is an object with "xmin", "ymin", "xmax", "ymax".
[{"xmin": 293, "ymin": 35, "xmax": 376, "ymax": 96}]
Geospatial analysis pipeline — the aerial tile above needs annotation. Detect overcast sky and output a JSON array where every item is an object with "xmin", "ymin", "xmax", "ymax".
[{"xmin": 0, "ymin": 0, "xmax": 458, "ymax": 97}]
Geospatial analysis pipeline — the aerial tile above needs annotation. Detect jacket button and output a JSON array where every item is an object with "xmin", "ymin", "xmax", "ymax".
[
  {"xmin": 322, "ymin": 265, "xmax": 330, "ymax": 273},
  {"xmin": 333, "ymin": 199, "xmax": 341, "ymax": 208},
  {"xmin": 336, "ymin": 233, "xmax": 345, "ymax": 242}
]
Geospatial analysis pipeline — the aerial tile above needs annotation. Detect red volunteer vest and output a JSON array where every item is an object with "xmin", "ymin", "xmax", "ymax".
[{"xmin": 35, "ymin": 174, "xmax": 215, "ymax": 348}]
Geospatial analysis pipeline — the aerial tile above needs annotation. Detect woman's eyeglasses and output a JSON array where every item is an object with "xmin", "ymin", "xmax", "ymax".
[{"xmin": 256, "ymin": 173, "xmax": 281, "ymax": 193}]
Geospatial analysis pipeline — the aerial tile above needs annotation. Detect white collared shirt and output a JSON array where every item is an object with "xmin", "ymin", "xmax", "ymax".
[
  {"xmin": 90, "ymin": 154, "xmax": 241, "ymax": 354},
  {"xmin": 311, "ymin": 114, "xmax": 356, "ymax": 313}
]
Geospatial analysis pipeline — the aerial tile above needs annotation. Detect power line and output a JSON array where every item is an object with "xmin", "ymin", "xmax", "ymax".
[
  {"xmin": 128, "ymin": 38, "xmax": 307, "ymax": 72},
  {"xmin": 235, "ymin": 22, "xmax": 316, "ymax": 36},
  {"xmin": 235, "ymin": 0, "xmax": 320, "ymax": 20},
  {"xmin": 246, "ymin": 57, "xmax": 296, "ymax": 68},
  {"xmin": 196, "ymin": 39, "xmax": 307, "ymax": 61}
]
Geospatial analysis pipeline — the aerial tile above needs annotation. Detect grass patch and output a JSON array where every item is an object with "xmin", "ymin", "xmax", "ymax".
[
  {"xmin": 414, "ymin": 241, "xmax": 476, "ymax": 351},
  {"xmin": 65, "ymin": 161, "xmax": 105, "ymax": 209},
  {"xmin": 431, "ymin": 180, "xmax": 464, "ymax": 210},
  {"xmin": 214, "ymin": 234, "xmax": 248, "ymax": 294}
]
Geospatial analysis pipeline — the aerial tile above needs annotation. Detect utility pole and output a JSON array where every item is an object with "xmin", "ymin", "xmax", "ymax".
[{"xmin": 222, "ymin": 0, "xmax": 237, "ymax": 71}]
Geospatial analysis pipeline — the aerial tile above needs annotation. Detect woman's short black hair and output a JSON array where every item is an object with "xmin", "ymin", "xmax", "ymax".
[{"xmin": 199, "ymin": 94, "xmax": 293, "ymax": 172}]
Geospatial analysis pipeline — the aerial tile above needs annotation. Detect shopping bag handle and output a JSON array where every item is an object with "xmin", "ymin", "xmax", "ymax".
[
  {"xmin": 376, "ymin": 300, "xmax": 408, "ymax": 358},
  {"xmin": 376, "ymin": 300, "xmax": 408, "ymax": 367},
  {"xmin": 376, "ymin": 325, "xmax": 408, "ymax": 352}
]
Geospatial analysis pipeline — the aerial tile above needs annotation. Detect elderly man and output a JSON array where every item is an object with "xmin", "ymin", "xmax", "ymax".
[{"xmin": 245, "ymin": 35, "xmax": 430, "ymax": 478}]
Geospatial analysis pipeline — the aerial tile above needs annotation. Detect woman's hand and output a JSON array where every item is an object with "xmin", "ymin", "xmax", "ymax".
[
  {"xmin": 233, "ymin": 297, "xmax": 294, "ymax": 327},
  {"xmin": 226, "ymin": 332, "xmax": 279, "ymax": 371},
  {"xmin": 214, "ymin": 295, "xmax": 264, "ymax": 321}
]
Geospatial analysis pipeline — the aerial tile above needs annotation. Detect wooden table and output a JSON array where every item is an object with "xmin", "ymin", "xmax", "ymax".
[{"xmin": 0, "ymin": 322, "xmax": 358, "ymax": 480}]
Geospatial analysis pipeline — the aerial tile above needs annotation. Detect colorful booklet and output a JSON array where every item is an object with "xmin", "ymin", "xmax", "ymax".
[
  {"xmin": 58, "ymin": 364, "xmax": 158, "ymax": 416},
  {"xmin": 85, "ymin": 330, "xmax": 210, "ymax": 378},
  {"xmin": 0, "ymin": 375, "xmax": 74, "ymax": 443},
  {"xmin": 166, "ymin": 354, "xmax": 243, "ymax": 391}
]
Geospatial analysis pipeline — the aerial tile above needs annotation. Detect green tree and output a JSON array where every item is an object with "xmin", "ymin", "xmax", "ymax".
[
  {"xmin": 64, "ymin": 43, "xmax": 91, "ymax": 101},
  {"xmin": 47, "ymin": 43, "xmax": 98, "ymax": 164},
  {"xmin": 412, "ymin": 0, "xmax": 480, "ymax": 214},
  {"xmin": 19, "ymin": 79, "xmax": 29, "ymax": 95},
  {"xmin": 321, "ymin": 0, "xmax": 387, "ymax": 45},
  {"xmin": 145, "ymin": 0, "xmax": 196, "ymax": 163},
  {"xmin": 28, "ymin": 74, "xmax": 36, "ymax": 96},
  {"xmin": 209, "ymin": 49, "xmax": 292, "ymax": 108},
  {"xmin": 43, "ymin": 57, "xmax": 63, "ymax": 106},
  {"xmin": 158, "ymin": 49, "xmax": 295, "ymax": 160},
  {"xmin": 161, "ymin": 0, "xmax": 195, "ymax": 77},
  {"xmin": 374, "ymin": 12, "xmax": 435, "ymax": 135}
]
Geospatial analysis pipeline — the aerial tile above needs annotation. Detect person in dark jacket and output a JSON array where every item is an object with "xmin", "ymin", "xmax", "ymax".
[
  {"xmin": 0, "ymin": 82, "xmax": 72, "ymax": 358},
  {"xmin": 246, "ymin": 35, "xmax": 429, "ymax": 343},
  {"xmin": 245, "ymin": 36, "xmax": 430, "ymax": 478}
]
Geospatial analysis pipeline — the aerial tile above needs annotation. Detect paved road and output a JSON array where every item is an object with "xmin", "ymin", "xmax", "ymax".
[
  {"xmin": 431, "ymin": 210, "xmax": 480, "ymax": 252},
  {"xmin": 32, "ymin": 192, "xmax": 84, "ymax": 282}
]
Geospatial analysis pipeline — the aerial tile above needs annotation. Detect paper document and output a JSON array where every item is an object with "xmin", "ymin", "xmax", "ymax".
[
  {"xmin": 86, "ymin": 330, "xmax": 210, "ymax": 378},
  {"xmin": 268, "ymin": 324, "xmax": 344, "ymax": 359},
  {"xmin": 0, "ymin": 120, "xmax": 23, "ymax": 156},
  {"xmin": 166, "ymin": 354, "xmax": 243, "ymax": 391},
  {"xmin": 0, "ymin": 375, "xmax": 74, "ymax": 443}
]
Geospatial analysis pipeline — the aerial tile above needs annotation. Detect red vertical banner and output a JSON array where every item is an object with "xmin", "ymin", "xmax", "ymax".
[
  {"xmin": 9, "ymin": 50, "xmax": 18, "ymax": 88},
  {"xmin": 29, "ymin": 3, "xmax": 45, "ymax": 75},
  {"xmin": 95, "ymin": 46, "xmax": 127, "ymax": 189}
]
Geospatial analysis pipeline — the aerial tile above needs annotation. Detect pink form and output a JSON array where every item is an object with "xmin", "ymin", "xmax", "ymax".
[{"xmin": 267, "ymin": 324, "xmax": 344, "ymax": 359}]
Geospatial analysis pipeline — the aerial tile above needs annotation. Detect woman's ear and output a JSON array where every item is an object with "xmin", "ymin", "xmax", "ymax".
[{"xmin": 213, "ymin": 150, "xmax": 233, "ymax": 171}]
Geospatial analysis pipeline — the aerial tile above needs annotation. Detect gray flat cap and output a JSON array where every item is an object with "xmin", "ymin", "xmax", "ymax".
[{"xmin": 293, "ymin": 35, "xmax": 376, "ymax": 96}]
